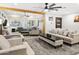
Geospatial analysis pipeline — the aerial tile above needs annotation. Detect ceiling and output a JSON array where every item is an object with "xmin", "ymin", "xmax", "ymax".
[
  {"xmin": 47, "ymin": 3, "xmax": 79, "ymax": 15},
  {"xmin": 0, "ymin": 3, "xmax": 45, "ymax": 12},
  {"xmin": 0, "ymin": 3, "xmax": 79, "ymax": 15}
]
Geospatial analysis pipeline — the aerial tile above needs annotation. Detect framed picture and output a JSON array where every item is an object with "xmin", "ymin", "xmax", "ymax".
[
  {"xmin": 74, "ymin": 16, "xmax": 79, "ymax": 22},
  {"xmin": 49, "ymin": 17, "xmax": 53, "ymax": 21},
  {"xmin": 55, "ymin": 17, "xmax": 62, "ymax": 28}
]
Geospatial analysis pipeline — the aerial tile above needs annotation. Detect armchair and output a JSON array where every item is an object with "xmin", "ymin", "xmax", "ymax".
[
  {"xmin": 3, "ymin": 32, "xmax": 25, "ymax": 43},
  {"xmin": 0, "ymin": 43, "xmax": 27, "ymax": 55},
  {"xmin": 0, "ymin": 36, "xmax": 35, "ymax": 55}
]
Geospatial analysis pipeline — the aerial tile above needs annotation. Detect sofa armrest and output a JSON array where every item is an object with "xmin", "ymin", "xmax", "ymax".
[
  {"xmin": 72, "ymin": 33, "xmax": 79, "ymax": 35},
  {"xmin": 0, "ymin": 44, "xmax": 27, "ymax": 55},
  {"xmin": 20, "ymin": 33, "xmax": 25, "ymax": 40},
  {"xmin": 4, "ymin": 32, "xmax": 24, "ymax": 41},
  {"xmin": 23, "ymin": 42, "xmax": 35, "ymax": 55},
  {"xmin": 72, "ymin": 34, "xmax": 79, "ymax": 41}
]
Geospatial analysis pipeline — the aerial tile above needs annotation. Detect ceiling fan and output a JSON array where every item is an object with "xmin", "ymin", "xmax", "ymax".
[{"xmin": 44, "ymin": 3, "xmax": 65, "ymax": 11}]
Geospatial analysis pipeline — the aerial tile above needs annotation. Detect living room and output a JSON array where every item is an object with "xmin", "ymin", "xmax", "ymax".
[{"xmin": 0, "ymin": 3, "xmax": 79, "ymax": 55}]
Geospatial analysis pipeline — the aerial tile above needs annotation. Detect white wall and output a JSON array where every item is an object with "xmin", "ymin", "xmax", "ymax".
[
  {"xmin": 45, "ymin": 12, "xmax": 79, "ymax": 33},
  {"xmin": 45, "ymin": 13, "xmax": 62, "ymax": 33},
  {"xmin": 62, "ymin": 13, "xmax": 79, "ymax": 32}
]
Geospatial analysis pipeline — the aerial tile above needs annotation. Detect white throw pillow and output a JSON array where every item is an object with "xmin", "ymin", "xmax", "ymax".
[
  {"xmin": 0, "ymin": 35, "xmax": 11, "ymax": 49},
  {"xmin": 63, "ymin": 31, "xmax": 69, "ymax": 36},
  {"xmin": 57, "ymin": 28, "xmax": 62, "ymax": 34},
  {"xmin": 51, "ymin": 29, "xmax": 55, "ymax": 33},
  {"xmin": 68, "ymin": 32, "xmax": 73, "ymax": 38},
  {"xmin": 54, "ymin": 29, "xmax": 59, "ymax": 34}
]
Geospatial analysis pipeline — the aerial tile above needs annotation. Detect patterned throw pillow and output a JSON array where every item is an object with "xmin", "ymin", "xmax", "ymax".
[
  {"xmin": 68, "ymin": 32, "xmax": 73, "ymax": 38},
  {"xmin": 63, "ymin": 31, "xmax": 69, "ymax": 36},
  {"xmin": 52, "ymin": 29, "xmax": 55, "ymax": 33},
  {"xmin": 54, "ymin": 29, "xmax": 59, "ymax": 34},
  {"xmin": 58, "ymin": 29, "xmax": 64, "ymax": 35}
]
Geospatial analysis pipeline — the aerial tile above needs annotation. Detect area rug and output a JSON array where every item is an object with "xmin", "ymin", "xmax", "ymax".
[{"xmin": 24, "ymin": 36, "xmax": 79, "ymax": 55}]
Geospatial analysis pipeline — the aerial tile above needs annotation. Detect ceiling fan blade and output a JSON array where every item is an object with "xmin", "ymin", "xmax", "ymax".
[
  {"xmin": 48, "ymin": 8, "xmax": 58, "ymax": 11},
  {"xmin": 49, "ymin": 6, "xmax": 62, "ymax": 10},
  {"xmin": 52, "ymin": 6, "xmax": 62, "ymax": 8},
  {"xmin": 49, "ymin": 3, "xmax": 56, "ymax": 7}
]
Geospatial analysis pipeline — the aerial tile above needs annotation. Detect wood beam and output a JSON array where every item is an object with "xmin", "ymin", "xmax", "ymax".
[
  {"xmin": 0, "ymin": 7, "xmax": 45, "ymax": 14},
  {"xmin": 42, "ymin": 15, "xmax": 46, "ymax": 33}
]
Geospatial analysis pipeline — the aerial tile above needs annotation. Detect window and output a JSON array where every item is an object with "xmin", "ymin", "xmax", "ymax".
[{"xmin": 0, "ymin": 18, "xmax": 3, "ymax": 24}]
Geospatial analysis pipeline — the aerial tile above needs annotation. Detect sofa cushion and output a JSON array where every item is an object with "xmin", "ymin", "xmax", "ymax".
[
  {"xmin": 67, "ymin": 32, "xmax": 74, "ymax": 38},
  {"xmin": 54, "ymin": 29, "xmax": 59, "ymax": 34},
  {"xmin": 0, "ymin": 35, "xmax": 11, "ymax": 49},
  {"xmin": 74, "ymin": 31, "xmax": 78, "ymax": 34},
  {"xmin": 63, "ymin": 31, "xmax": 69, "ymax": 36},
  {"xmin": 58, "ymin": 29, "xmax": 64, "ymax": 35},
  {"xmin": 50, "ymin": 29, "xmax": 55, "ymax": 33},
  {"xmin": 68, "ymin": 34, "xmax": 73, "ymax": 38}
]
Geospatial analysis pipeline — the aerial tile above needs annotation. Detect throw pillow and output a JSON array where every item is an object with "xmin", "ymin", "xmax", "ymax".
[
  {"xmin": 63, "ymin": 31, "xmax": 69, "ymax": 36},
  {"xmin": 68, "ymin": 32, "xmax": 73, "ymax": 38},
  {"xmin": 58, "ymin": 29, "xmax": 63, "ymax": 35}
]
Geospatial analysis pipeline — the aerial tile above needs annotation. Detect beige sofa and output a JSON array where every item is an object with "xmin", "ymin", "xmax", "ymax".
[
  {"xmin": 29, "ymin": 29, "xmax": 40, "ymax": 36},
  {"xmin": 0, "ymin": 35, "xmax": 35, "ymax": 55},
  {"xmin": 49, "ymin": 28, "xmax": 79, "ymax": 45}
]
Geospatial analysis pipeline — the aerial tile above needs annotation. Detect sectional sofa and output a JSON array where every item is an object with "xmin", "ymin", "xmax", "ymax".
[{"xmin": 49, "ymin": 28, "xmax": 79, "ymax": 45}]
